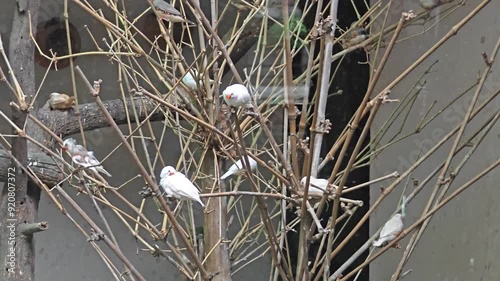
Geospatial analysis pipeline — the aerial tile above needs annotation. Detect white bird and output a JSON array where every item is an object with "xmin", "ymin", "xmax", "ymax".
[
  {"xmin": 220, "ymin": 156, "xmax": 258, "ymax": 180},
  {"xmin": 182, "ymin": 69, "xmax": 215, "ymax": 90},
  {"xmin": 222, "ymin": 84, "xmax": 253, "ymax": 108},
  {"xmin": 62, "ymin": 138, "xmax": 112, "ymax": 177},
  {"xmin": 151, "ymin": 0, "xmax": 194, "ymax": 24},
  {"xmin": 159, "ymin": 166, "xmax": 205, "ymax": 207},
  {"xmin": 300, "ymin": 176, "xmax": 337, "ymax": 196},
  {"xmin": 372, "ymin": 213, "xmax": 404, "ymax": 247}
]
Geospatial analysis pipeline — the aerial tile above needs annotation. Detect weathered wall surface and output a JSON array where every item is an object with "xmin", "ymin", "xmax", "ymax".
[{"xmin": 369, "ymin": 1, "xmax": 499, "ymax": 280}]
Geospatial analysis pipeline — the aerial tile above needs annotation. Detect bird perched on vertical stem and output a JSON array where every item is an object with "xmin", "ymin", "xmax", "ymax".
[
  {"xmin": 150, "ymin": 0, "xmax": 194, "ymax": 25},
  {"xmin": 49, "ymin": 92, "xmax": 76, "ymax": 110},
  {"xmin": 222, "ymin": 84, "xmax": 253, "ymax": 108},
  {"xmin": 62, "ymin": 138, "xmax": 112, "ymax": 177},
  {"xmin": 220, "ymin": 156, "xmax": 258, "ymax": 180},
  {"xmin": 182, "ymin": 69, "xmax": 215, "ymax": 90},
  {"xmin": 159, "ymin": 166, "xmax": 205, "ymax": 207},
  {"xmin": 372, "ymin": 196, "xmax": 406, "ymax": 248}
]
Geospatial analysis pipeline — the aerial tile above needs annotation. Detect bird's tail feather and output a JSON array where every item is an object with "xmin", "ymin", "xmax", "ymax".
[
  {"xmin": 97, "ymin": 166, "xmax": 112, "ymax": 177},
  {"xmin": 220, "ymin": 171, "xmax": 232, "ymax": 180},
  {"xmin": 197, "ymin": 198, "xmax": 205, "ymax": 207},
  {"xmin": 372, "ymin": 239, "xmax": 384, "ymax": 247}
]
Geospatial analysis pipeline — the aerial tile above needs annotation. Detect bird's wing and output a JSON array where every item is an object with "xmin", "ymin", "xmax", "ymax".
[
  {"xmin": 83, "ymin": 151, "xmax": 103, "ymax": 166},
  {"xmin": 170, "ymin": 174, "xmax": 200, "ymax": 199},
  {"xmin": 220, "ymin": 163, "xmax": 239, "ymax": 179},
  {"xmin": 379, "ymin": 215, "xmax": 403, "ymax": 239},
  {"xmin": 74, "ymin": 144, "xmax": 87, "ymax": 154},
  {"xmin": 84, "ymin": 151, "xmax": 111, "ymax": 176},
  {"xmin": 71, "ymin": 155, "xmax": 87, "ymax": 166},
  {"xmin": 236, "ymin": 91, "xmax": 252, "ymax": 106},
  {"xmin": 236, "ymin": 158, "xmax": 257, "ymax": 171},
  {"xmin": 249, "ymin": 158, "xmax": 258, "ymax": 170},
  {"xmin": 234, "ymin": 159, "xmax": 245, "ymax": 170},
  {"xmin": 159, "ymin": 178, "xmax": 173, "ymax": 195},
  {"xmin": 310, "ymin": 178, "xmax": 328, "ymax": 191},
  {"xmin": 154, "ymin": 0, "xmax": 182, "ymax": 16},
  {"xmin": 71, "ymin": 145, "xmax": 90, "ymax": 166},
  {"xmin": 50, "ymin": 94, "xmax": 69, "ymax": 104}
]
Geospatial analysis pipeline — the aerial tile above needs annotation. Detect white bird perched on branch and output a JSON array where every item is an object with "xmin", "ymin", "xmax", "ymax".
[
  {"xmin": 220, "ymin": 156, "xmax": 258, "ymax": 180},
  {"xmin": 222, "ymin": 84, "xmax": 253, "ymax": 108},
  {"xmin": 62, "ymin": 138, "xmax": 112, "ymax": 177},
  {"xmin": 150, "ymin": 0, "xmax": 194, "ymax": 25},
  {"xmin": 159, "ymin": 166, "xmax": 205, "ymax": 207},
  {"xmin": 372, "ymin": 196, "xmax": 406, "ymax": 248},
  {"xmin": 300, "ymin": 176, "xmax": 337, "ymax": 196},
  {"xmin": 182, "ymin": 69, "xmax": 215, "ymax": 90}
]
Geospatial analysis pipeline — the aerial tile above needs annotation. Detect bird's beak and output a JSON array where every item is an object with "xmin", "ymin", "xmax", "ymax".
[
  {"xmin": 168, "ymin": 172, "xmax": 175, "ymax": 176},
  {"xmin": 225, "ymin": 93, "xmax": 232, "ymax": 100},
  {"xmin": 61, "ymin": 147, "xmax": 67, "ymax": 152}
]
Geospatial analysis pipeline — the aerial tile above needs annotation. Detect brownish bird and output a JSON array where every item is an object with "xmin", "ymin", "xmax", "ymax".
[
  {"xmin": 341, "ymin": 26, "xmax": 368, "ymax": 48},
  {"xmin": 49, "ymin": 92, "xmax": 75, "ymax": 110}
]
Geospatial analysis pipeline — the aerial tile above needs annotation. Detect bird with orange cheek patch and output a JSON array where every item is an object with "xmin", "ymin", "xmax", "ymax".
[
  {"xmin": 49, "ymin": 92, "xmax": 76, "ymax": 111},
  {"xmin": 159, "ymin": 166, "xmax": 204, "ymax": 207},
  {"xmin": 222, "ymin": 84, "xmax": 253, "ymax": 108}
]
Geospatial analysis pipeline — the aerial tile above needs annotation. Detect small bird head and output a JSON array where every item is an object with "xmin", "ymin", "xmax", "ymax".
[
  {"xmin": 160, "ymin": 166, "xmax": 176, "ymax": 178},
  {"xmin": 300, "ymin": 176, "xmax": 308, "ymax": 186},
  {"xmin": 224, "ymin": 91, "xmax": 235, "ymax": 100},
  {"xmin": 62, "ymin": 138, "xmax": 76, "ymax": 152},
  {"xmin": 50, "ymin": 92, "xmax": 60, "ymax": 98}
]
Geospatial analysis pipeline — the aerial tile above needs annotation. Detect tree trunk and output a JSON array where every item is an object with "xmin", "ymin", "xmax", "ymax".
[
  {"xmin": 0, "ymin": 1, "xmax": 40, "ymax": 280},
  {"xmin": 202, "ymin": 155, "xmax": 232, "ymax": 280}
]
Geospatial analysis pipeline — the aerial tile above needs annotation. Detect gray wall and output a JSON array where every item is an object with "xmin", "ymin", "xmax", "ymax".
[{"xmin": 370, "ymin": 0, "xmax": 499, "ymax": 280}]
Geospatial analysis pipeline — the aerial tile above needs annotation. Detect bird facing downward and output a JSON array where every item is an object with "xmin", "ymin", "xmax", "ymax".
[
  {"xmin": 62, "ymin": 138, "xmax": 112, "ymax": 177},
  {"xmin": 220, "ymin": 156, "xmax": 258, "ymax": 180},
  {"xmin": 372, "ymin": 213, "xmax": 404, "ymax": 248},
  {"xmin": 159, "ymin": 166, "xmax": 205, "ymax": 207},
  {"xmin": 49, "ymin": 92, "xmax": 76, "ymax": 110},
  {"xmin": 151, "ymin": 0, "xmax": 194, "ymax": 24},
  {"xmin": 222, "ymin": 84, "xmax": 253, "ymax": 108}
]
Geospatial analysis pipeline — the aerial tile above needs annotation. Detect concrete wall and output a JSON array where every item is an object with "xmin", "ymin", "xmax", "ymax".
[{"xmin": 369, "ymin": 1, "xmax": 499, "ymax": 280}]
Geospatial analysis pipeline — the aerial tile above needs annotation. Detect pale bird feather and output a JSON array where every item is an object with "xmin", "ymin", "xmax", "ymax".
[{"xmin": 220, "ymin": 157, "xmax": 257, "ymax": 179}]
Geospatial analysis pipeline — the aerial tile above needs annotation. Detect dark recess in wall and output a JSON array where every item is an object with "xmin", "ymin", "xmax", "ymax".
[{"xmin": 285, "ymin": 1, "xmax": 370, "ymax": 280}]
